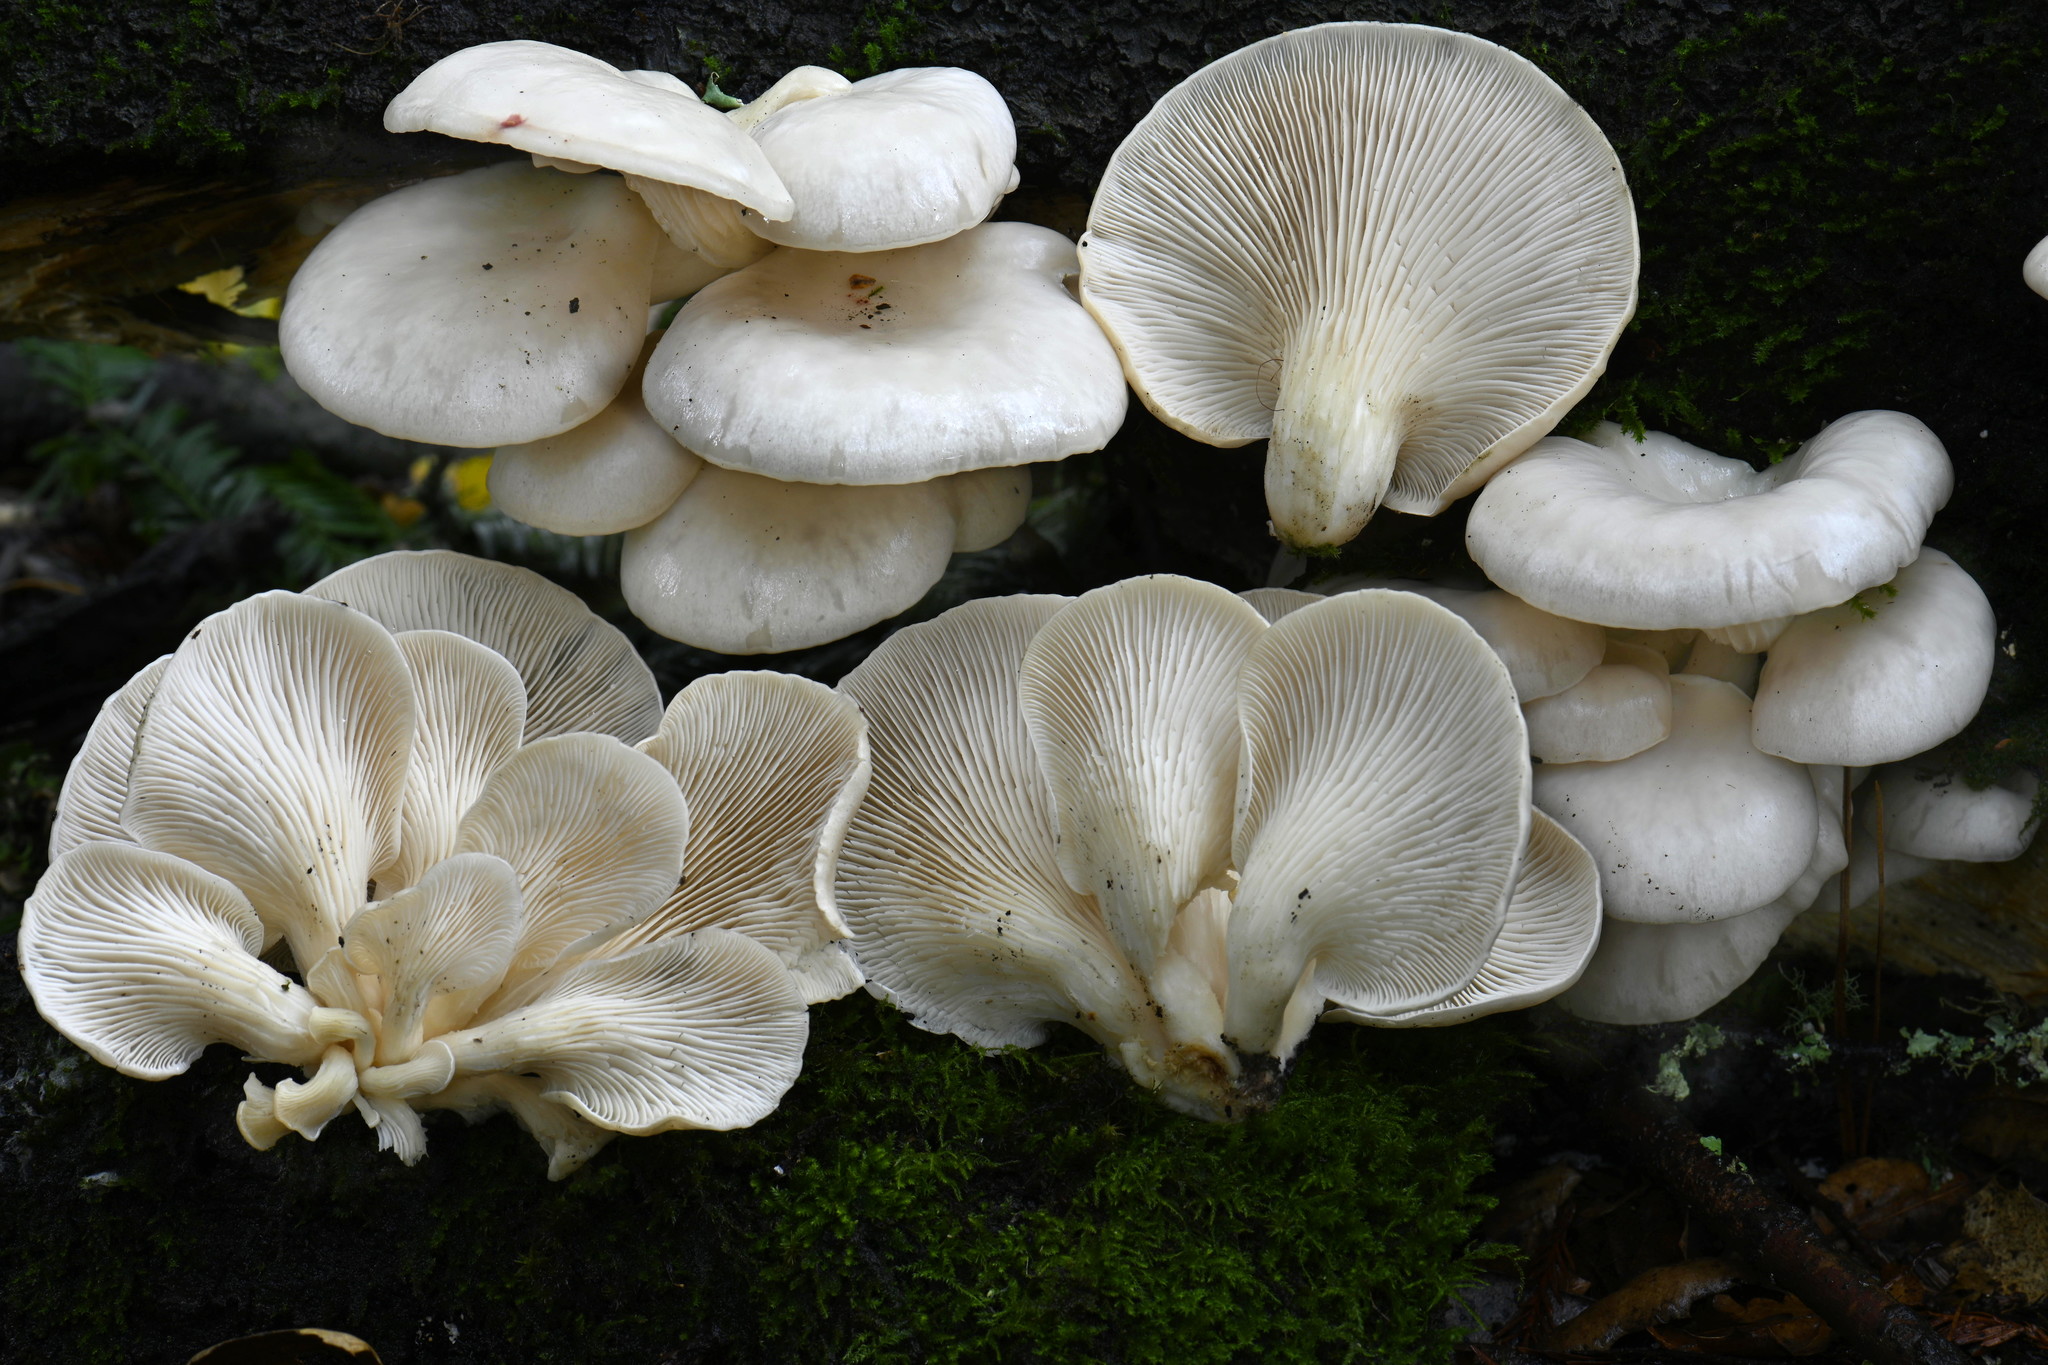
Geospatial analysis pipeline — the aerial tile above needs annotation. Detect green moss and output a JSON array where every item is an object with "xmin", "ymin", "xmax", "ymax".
[
  {"xmin": 1, "ymin": 987, "xmax": 1519, "ymax": 1363},
  {"xmin": 829, "ymin": 0, "xmax": 935, "ymax": 80},
  {"xmin": 1551, "ymin": 11, "xmax": 2039, "ymax": 460}
]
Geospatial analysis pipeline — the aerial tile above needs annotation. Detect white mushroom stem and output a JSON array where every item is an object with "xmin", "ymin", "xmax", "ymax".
[
  {"xmin": 271, "ymin": 1044, "xmax": 363, "ymax": 1140},
  {"xmin": 236, "ymin": 1076, "xmax": 291, "ymax": 1151},
  {"xmin": 1265, "ymin": 367, "xmax": 1401, "ymax": 547}
]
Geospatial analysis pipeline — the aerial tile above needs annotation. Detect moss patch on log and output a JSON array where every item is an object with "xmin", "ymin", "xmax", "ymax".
[{"xmin": 0, "ymin": 960, "xmax": 1518, "ymax": 1363}]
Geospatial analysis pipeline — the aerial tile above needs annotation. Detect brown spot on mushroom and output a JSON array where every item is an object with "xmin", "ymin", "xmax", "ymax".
[{"xmin": 500, "ymin": 114, "xmax": 526, "ymax": 128}]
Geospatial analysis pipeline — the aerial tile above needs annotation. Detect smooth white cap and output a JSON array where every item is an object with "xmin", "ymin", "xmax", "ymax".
[
  {"xmin": 1864, "ymin": 759, "xmax": 2040, "ymax": 863},
  {"xmin": 645, "ymin": 222, "xmax": 1126, "ymax": 484},
  {"xmin": 1533, "ymin": 674, "xmax": 1817, "ymax": 923},
  {"xmin": 620, "ymin": 465, "xmax": 1023, "ymax": 654},
  {"xmin": 1468, "ymin": 413, "xmax": 1953, "ymax": 630},
  {"xmin": 281, "ymin": 162, "xmax": 660, "ymax": 448},
  {"xmin": 489, "ymin": 336, "xmax": 704, "ymax": 536},
  {"xmin": 745, "ymin": 67, "xmax": 1017, "ymax": 252},
  {"xmin": 1752, "ymin": 549, "xmax": 1996, "ymax": 766},
  {"xmin": 384, "ymin": 41, "xmax": 792, "ymax": 217}
]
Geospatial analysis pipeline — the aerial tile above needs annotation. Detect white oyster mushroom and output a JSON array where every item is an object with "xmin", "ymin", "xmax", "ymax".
[
  {"xmin": 280, "ymin": 162, "xmax": 663, "ymax": 448},
  {"xmin": 489, "ymin": 336, "xmax": 705, "ymax": 536},
  {"xmin": 1534, "ymin": 674, "xmax": 1817, "ymax": 923},
  {"xmin": 1319, "ymin": 576, "xmax": 1605, "ymax": 702},
  {"xmin": 22, "ymin": 843, "xmax": 334, "ymax": 1076},
  {"xmin": 1558, "ymin": 900, "xmax": 1807, "ymax": 1025},
  {"xmin": 384, "ymin": 41, "xmax": 792, "ymax": 217},
  {"xmin": 1864, "ymin": 760, "xmax": 2041, "ymax": 863},
  {"xmin": 645, "ymin": 222, "xmax": 1126, "ymax": 485},
  {"xmin": 1078, "ymin": 21, "xmax": 1638, "ymax": 547},
  {"xmin": 49, "ymin": 655, "xmax": 169, "ymax": 859},
  {"xmin": 1523, "ymin": 653, "xmax": 1672, "ymax": 765},
  {"xmin": 1330, "ymin": 811, "xmax": 1602, "ymax": 1027},
  {"xmin": 1679, "ymin": 632, "xmax": 1762, "ymax": 694},
  {"xmin": 837, "ymin": 576, "xmax": 1578, "ymax": 1120},
  {"xmin": 2026, "ymin": 235, "xmax": 2048, "ymax": 299},
  {"xmin": 623, "ymin": 68, "xmax": 857, "ymax": 274},
  {"xmin": 1467, "ymin": 414, "xmax": 1953, "ymax": 634},
  {"xmin": 744, "ymin": 67, "xmax": 1018, "ymax": 252},
  {"xmin": 19, "ymin": 550, "xmax": 868, "ymax": 1176},
  {"xmin": 620, "ymin": 464, "xmax": 1030, "ymax": 655},
  {"xmin": 307, "ymin": 549, "xmax": 662, "ymax": 743},
  {"xmin": 1751, "ymin": 549, "xmax": 1996, "ymax": 766}
]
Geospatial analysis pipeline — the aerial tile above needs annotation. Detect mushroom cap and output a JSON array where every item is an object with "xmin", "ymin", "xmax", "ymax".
[
  {"xmin": 835, "ymin": 593, "xmax": 1161, "ymax": 1055},
  {"xmin": 280, "ymin": 162, "xmax": 661, "ymax": 448},
  {"xmin": 620, "ymin": 465, "xmax": 961, "ymax": 654},
  {"xmin": 49, "ymin": 655, "xmax": 169, "ymax": 859},
  {"xmin": 1321, "ymin": 576, "xmax": 1605, "ymax": 701},
  {"xmin": 1329, "ymin": 809, "xmax": 1601, "ymax": 1027},
  {"xmin": 489, "ymin": 336, "xmax": 705, "ymax": 537},
  {"xmin": 21, "ymin": 841, "xmax": 328, "ymax": 1077},
  {"xmin": 1533, "ymin": 674, "xmax": 1817, "ymax": 924},
  {"xmin": 1752, "ymin": 549, "xmax": 1996, "ymax": 767},
  {"xmin": 381, "ymin": 629, "xmax": 528, "ymax": 891},
  {"xmin": 2026, "ymin": 234, "xmax": 2048, "ymax": 300},
  {"xmin": 1078, "ymin": 21, "xmax": 1637, "ymax": 545},
  {"xmin": 121, "ymin": 591, "xmax": 415, "ymax": 967},
  {"xmin": 1226, "ymin": 589, "xmax": 1532, "ymax": 1049},
  {"xmin": 610, "ymin": 671, "xmax": 872, "ymax": 1003},
  {"xmin": 444, "ymin": 929, "xmax": 809, "ymax": 1133},
  {"xmin": 645, "ymin": 223, "xmax": 1126, "ymax": 485},
  {"xmin": 1523, "ymin": 660, "xmax": 1672, "ymax": 765},
  {"xmin": 1467, "ymin": 413, "xmax": 1953, "ymax": 630},
  {"xmin": 307, "ymin": 549, "xmax": 663, "ymax": 744},
  {"xmin": 1557, "ymin": 900, "xmax": 1804, "ymax": 1025},
  {"xmin": 745, "ymin": 67, "xmax": 1017, "ymax": 252},
  {"xmin": 383, "ymin": 41, "xmax": 792, "ymax": 217},
  {"xmin": 1865, "ymin": 760, "xmax": 2040, "ymax": 863}
]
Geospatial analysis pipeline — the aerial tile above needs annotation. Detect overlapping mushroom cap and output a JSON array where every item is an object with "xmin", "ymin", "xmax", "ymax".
[
  {"xmin": 22, "ymin": 551, "xmax": 870, "ymax": 1177},
  {"xmin": 835, "ymin": 576, "xmax": 1599, "ymax": 1119},
  {"xmin": 383, "ymin": 40, "xmax": 793, "ymax": 216},
  {"xmin": 1466, "ymin": 414, "xmax": 1953, "ymax": 636},
  {"xmin": 645, "ymin": 223, "xmax": 1127, "ymax": 484},
  {"xmin": 280, "ymin": 162, "xmax": 665, "ymax": 448},
  {"xmin": 1079, "ymin": 21, "xmax": 1638, "ymax": 547}
]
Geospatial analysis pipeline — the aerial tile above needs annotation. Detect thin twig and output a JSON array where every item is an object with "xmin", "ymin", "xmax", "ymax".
[
  {"xmin": 1863, "ymin": 779, "xmax": 1888, "ymax": 1153},
  {"xmin": 1836, "ymin": 776, "xmax": 1858, "ymax": 1158}
]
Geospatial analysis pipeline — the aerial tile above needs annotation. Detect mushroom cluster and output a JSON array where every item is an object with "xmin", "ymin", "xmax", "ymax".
[
  {"xmin": 280, "ymin": 42, "xmax": 1126, "ymax": 654},
  {"xmin": 1445, "ymin": 414, "xmax": 2022, "ymax": 1022},
  {"xmin": 1078, "ymin": 22, "xmax": 1639, "ymax": 549},
  {"xmin": 20, "ymin": 551, "xmax": 871, "ymax": 1176},
  {"xmin": 834, "ymin": 574, "xmax": 1601, "ymax": 1119}
]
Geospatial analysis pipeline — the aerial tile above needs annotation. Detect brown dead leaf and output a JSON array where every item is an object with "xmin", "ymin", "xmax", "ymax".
[
  {"xmin": 1947, "ymin": 1182, "xmax": 2048, "ymax": 1300},
  {"xmin": 1935, "ymin": 1309, "xmax": 2048, "ymax": 1349},
  {"xmin": 1534, "ymin": 1257, "xmax": 1745, "ymax": 1352},
  {"xmin": 1816, "ymin": 1156, "xmax": 1963, "ymax": 1241},
  {"xmin": 1648, "ymin": 1290, "xmax": 1836, "ymax": 1357}
]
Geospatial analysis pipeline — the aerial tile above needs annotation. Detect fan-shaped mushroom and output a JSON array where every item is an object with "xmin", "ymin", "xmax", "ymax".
[{"xmin": 1079, "ymin": 22, "xmax": 1637, "ymax": 546}]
